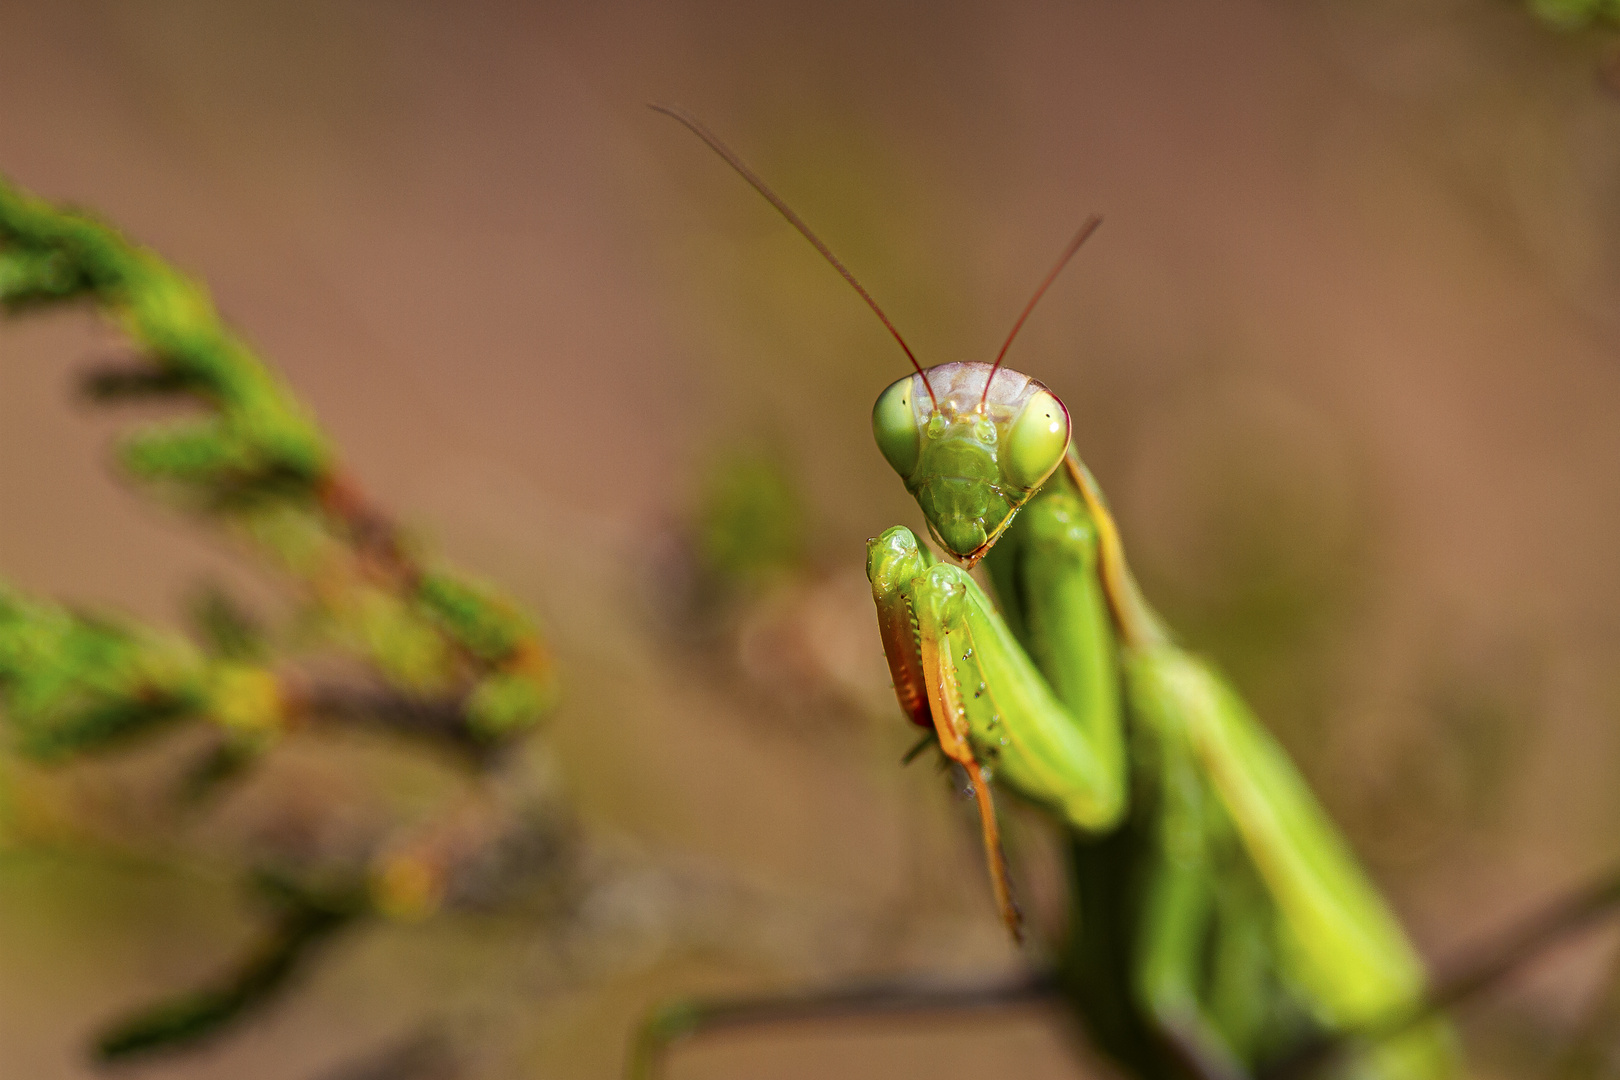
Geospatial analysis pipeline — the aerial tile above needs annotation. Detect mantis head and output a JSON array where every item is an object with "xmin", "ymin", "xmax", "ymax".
[
  {"xmin": 652, "ymin": 105, "xmax": 1093, "ymax": 566},
  {"xmin": 874, "ymin": 362, "xmax": 1070, "ymax": 564}
]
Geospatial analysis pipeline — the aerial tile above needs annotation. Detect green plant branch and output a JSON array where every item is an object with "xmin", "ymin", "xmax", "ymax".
[{"xmin": 0, "ymin": 174, "xmax": 557, "ymax": 745}]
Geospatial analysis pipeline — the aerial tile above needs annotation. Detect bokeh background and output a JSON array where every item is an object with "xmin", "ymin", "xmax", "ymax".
[{"xmin": 4, "ymin": 2, "xmax": 1620, "ymax": 1077}]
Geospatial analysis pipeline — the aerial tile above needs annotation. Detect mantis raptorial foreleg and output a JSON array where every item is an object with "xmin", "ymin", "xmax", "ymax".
[
  {"xmin": 871, "ymin": 519, "xmax": 1130, "ymax": 939},
  {"xmin": 916, "ymin": 615, "xmax": 1021, "ymax": 937}
]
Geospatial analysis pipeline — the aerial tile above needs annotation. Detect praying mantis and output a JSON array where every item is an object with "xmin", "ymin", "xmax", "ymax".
[{"xmin": 651, "ymin": 106, "xmax": 1459, "ymax": 1080}]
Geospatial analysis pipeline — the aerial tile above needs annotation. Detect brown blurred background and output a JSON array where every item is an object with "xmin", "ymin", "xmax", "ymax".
[{"xmin": 4, "ymin": 2, "xmax": 1620, "ymax": 1077}]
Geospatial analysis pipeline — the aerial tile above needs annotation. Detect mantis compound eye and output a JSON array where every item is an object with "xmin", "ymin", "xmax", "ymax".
[
  {"xmin": 872, "ymin": 375, "xmax": 922, "ymax": 479},
  {"xmin": 1001, "ymin": 388, "xmax": 1069, "ymax": 490}
]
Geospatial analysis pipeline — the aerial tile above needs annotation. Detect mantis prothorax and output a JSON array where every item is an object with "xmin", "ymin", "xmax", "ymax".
[{"xmin": 654, "ymin": 105, "xmax": 1457, "ymax": 1080}]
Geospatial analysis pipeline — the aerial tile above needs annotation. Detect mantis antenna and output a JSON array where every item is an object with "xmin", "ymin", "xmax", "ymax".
[
  {"xmin": 651, "ymin": 103, "xmax": 937, "ymax": 409},
  {"xmin": 980, "ymin": 214, "xmax": 1102, "ymax": 410}
]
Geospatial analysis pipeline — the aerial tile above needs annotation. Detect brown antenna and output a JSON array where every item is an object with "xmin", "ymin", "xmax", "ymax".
[
  {"xmin": 980, "ymin": 215, "xmax": 1102, "ymax": 409},
  {"xmin": 651, "ymin": 103, "xmax": 936, "ymax": 408}
]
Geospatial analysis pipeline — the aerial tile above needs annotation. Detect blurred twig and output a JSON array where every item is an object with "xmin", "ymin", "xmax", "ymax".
[
  {"xmin": 310, "ymin": 1030, "xmax": 460, "ymax": 1080},
  {"xmin": 95, "ymin": 873, "xmax": 365, "ymax": 1062},
  {"xmin": 627, "ymin": 972, "xmax": 1058, "ymax": 1080},
  {"xmin": 1552, "ymin": 938, "xmax": 1620, "ymax": 1080},
  {"xmin": 1263, "ymin": 860, "xmax": 1620, "ymax": 1080}
]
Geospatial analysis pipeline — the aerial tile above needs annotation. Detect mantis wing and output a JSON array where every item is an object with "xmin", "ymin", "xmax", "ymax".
[
  {"xmin": 1126, "ymin": 649, "xmax": 1457, "ymax": 1080},
  {"xmin": 1066, "ymin": 452, "xmax": 1456, "ymax": 1078}
]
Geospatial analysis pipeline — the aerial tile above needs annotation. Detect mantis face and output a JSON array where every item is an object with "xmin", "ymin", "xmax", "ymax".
[{"xmin": 872, "ymin": 361, "xmax": 1071, "ymax": 564}]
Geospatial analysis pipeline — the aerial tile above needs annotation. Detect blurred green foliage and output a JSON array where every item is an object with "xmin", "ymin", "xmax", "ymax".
[
  {"xmin": 0, "ymin": 174, "xmax": 564, "ymax": 1056},
  {"xmin": 0, "ymin": 175, "xmax": 558, "ymax": 759},
  {"xmin": 1528, "ymin": 0, "xmax": 1620, "ymax": 29},
  {"xmin": 0, "ymin": 585, "xmax": 210, "ymax": 760},
  {"xmin": 694, "ymin": 447, "xmax": 806, "ymax": 593}
]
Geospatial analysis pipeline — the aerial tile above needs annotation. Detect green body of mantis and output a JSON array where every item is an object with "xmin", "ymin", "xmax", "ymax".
[
  {"xmin": 869, "ymin": 360, "xmax": 1458, "ymax": 1080},
  {"xmin": 653, "ymin": 105, "xmax": 1459, "ymax": 1080}
]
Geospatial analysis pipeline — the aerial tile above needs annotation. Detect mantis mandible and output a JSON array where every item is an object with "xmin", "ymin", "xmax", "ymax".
[{"xmin": 654, "ymin": 105, "xmax": 1458, "ymax": 1080}]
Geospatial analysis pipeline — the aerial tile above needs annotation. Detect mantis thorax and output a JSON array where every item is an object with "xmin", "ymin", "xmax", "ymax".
[{"xmin": 873, "ymin": 361, "xmax": 1071, "ymax": 564}]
